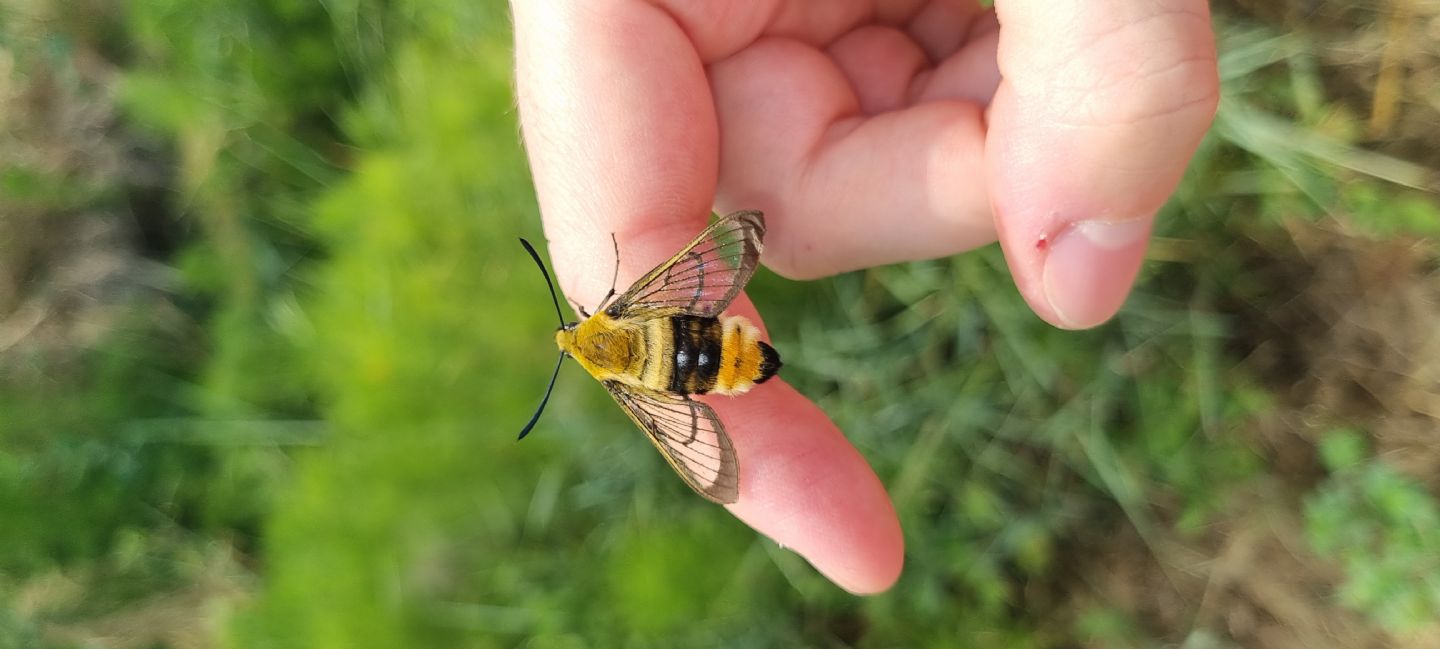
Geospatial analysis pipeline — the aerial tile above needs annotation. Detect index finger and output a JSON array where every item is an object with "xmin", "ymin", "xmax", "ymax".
[
  {"xmin": 512, "ymin": 0, "xmax": 905, "ymax": 593},
  {"xmin": 514, "ymin": 0, "xmax": 718, "ymax": 303}
]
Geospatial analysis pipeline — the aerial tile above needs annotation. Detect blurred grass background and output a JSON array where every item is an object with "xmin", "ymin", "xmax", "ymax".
[{"xmin": 2, "ymin": 0, "xmax": 1439, "ymax": 647}]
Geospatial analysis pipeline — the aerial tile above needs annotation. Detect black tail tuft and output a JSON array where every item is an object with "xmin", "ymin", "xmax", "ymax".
[{"xmin": 755, "ymin": 341, "xmax": 782, "ymax": 384}]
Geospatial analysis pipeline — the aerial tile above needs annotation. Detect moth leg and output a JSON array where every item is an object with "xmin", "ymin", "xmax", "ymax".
[
  {"xmin": 568, "ymin": 298, "xmax": 591, "ymax": 319},
  {"xmin": 595, "ymin": 232, "xmax": 621, "ymax": 313}
]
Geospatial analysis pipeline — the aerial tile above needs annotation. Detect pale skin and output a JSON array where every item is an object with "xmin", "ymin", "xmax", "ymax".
[{"xmin": 513, "ymin": 0, "xmax": 1219, "ymax": 593}]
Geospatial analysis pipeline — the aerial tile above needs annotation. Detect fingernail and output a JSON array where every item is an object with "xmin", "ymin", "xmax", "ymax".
[{"xmin": 1041, "ymin": 218, "xmax": 1152, "ymax": 329}]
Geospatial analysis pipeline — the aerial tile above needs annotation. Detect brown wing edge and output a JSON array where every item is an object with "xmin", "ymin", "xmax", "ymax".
[{"xmin": 603, "ymin": 381, "xmax": 740, "ymax": 504}]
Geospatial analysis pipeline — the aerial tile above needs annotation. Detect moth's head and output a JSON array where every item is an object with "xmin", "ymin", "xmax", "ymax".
[{"xmin": 554, "ymin": 322, "xmax": 579, "ymax": 354}]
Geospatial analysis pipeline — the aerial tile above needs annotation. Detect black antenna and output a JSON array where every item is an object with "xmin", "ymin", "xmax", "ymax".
[
  {"xmin": 518, "ymin": 238, "xmax": 568, "ymax": 440},
  {"xmin": 518, "ymin": 352, "xmax": 564, "ymax": 440},
  {"xmin": 520, "ymin": 238, "xmax": 566, "ymax": 327}
]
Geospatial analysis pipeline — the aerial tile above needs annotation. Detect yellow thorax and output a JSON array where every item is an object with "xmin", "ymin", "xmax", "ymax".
[{"xmin": 555, "ymin": 314, "xmax": 640, "ymax": 380}]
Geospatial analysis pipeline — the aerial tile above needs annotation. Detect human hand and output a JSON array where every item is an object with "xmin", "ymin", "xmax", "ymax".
[{"xmin": 512, "ymin": 0, "xmax": 1218, "ymax": 593}]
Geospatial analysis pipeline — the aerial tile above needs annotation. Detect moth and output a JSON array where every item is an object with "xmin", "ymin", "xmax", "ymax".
[{"xmin": 518, "ymin": 211, "xmax": 780, "ymax": 504}]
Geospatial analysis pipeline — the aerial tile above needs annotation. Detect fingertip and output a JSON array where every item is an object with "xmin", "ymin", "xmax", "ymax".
[
  {"xmin": 827, "ymin": 515, "xmax": 904, "ymax": 594},
  {"xmin": 713, "ymin": 379, "xmax": 904, "ymax": 594}
]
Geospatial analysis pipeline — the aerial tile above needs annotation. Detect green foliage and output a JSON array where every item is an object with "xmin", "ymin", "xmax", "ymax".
[
  {"xmin": 1210, "ymin": 21, "xmax": 1439, "ymax": 237},
  {"xmin": 1305, "ymin": 430, "xmax": 1440, "ymax": 633},
  {"xmin": 0, "ymin": 320, "xmax": 192, "ymax": 574},
  {"xmin": 120, "ymin": 0, "xmax": 365, "ymax": 419},
  {"xmin": 1073, "ymin": 607, "xmax": 1148, "ymax": 649},
  {"xmin": 0, "ymin": 609, "xmax": 47, "ymax": 649},
  {"xmin": 763, "ymin": 242, "xmax": 1266, "ymax": 632},
  {"xmin": 0, "ymin": 315, "xmax": 273, "ymax": 643},
  {"xmin": 2, "ymin": 0, "xmax": 353, "ymax": 633}
]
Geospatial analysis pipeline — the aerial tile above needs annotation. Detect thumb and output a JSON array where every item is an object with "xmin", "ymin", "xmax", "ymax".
[{"xmin": 987, "ymin": 0, "xmax": 1219, "ymax": 329}]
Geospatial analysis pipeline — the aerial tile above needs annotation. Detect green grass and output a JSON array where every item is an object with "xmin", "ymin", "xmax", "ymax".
[
  {"xmin": 1307, "ymin": 430, "xmax": 1440, "ymax": 633},
  {"xmin": 3, "ymin": 1, "xmax": 1439, "ymax": 647}
]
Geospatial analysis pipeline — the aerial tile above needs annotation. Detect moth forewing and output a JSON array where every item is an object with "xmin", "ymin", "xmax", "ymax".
[{"xmin": 608, "ymin": 211, "xmax": 765, "ymax": 319}]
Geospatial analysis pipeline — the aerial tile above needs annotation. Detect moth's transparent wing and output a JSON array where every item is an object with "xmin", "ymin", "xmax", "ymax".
[
  {"xmin": 609, "ymin": 210, "xmax": 764, "ymax": 318},
  {"xmin": 604, "ymin": 381, "xmax": 739, "ymax": 504}
]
